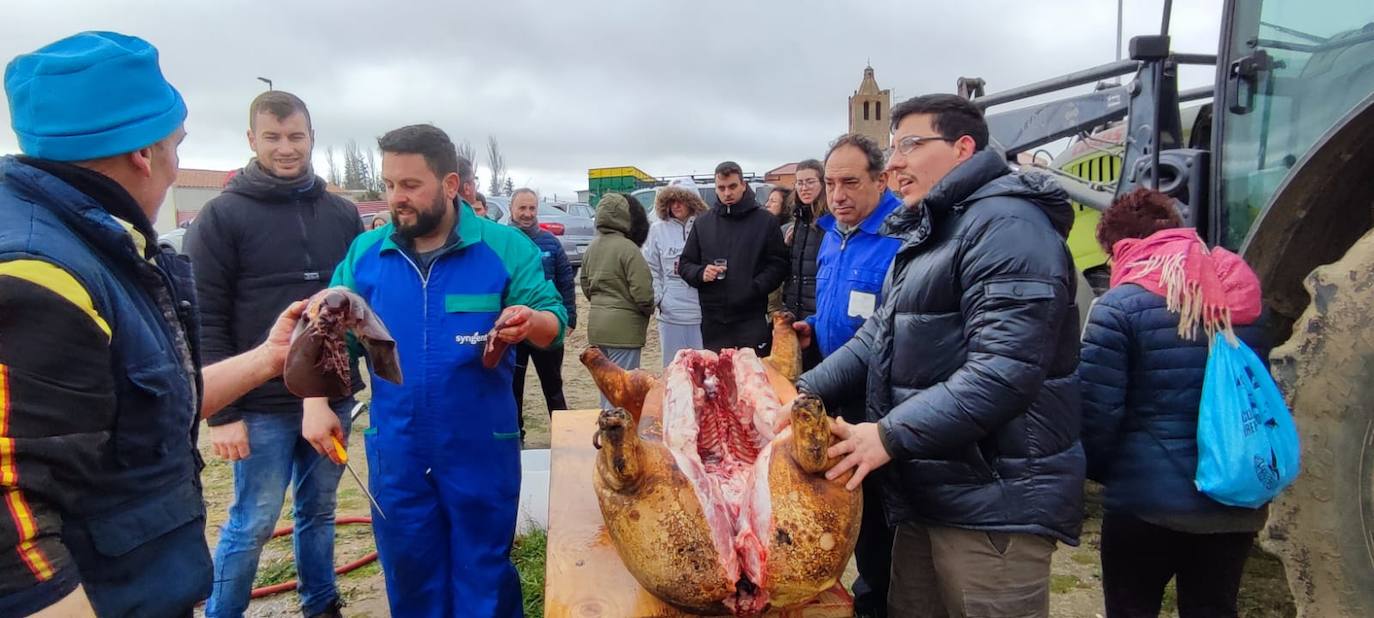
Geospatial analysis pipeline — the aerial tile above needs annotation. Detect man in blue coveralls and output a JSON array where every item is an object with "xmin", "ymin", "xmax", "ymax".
[
  {"xmin": 323, "ymin": 124, "xmax": 566, "ymax": 616},
  {"xmin": 794, "ymin": 132, "xmax": 903, "ymax": 617}
]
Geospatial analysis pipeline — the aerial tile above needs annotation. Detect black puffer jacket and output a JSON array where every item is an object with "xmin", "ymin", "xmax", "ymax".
[
  {"xmin": 678, "ymin": 186, "xmax": 789, "ymax": 325},
  {"xmin": 797, "ymin": 150, "xmax": 1085, "ymax": 544},
  {"xmin": 781, "ymin": 200, "xmax": 822, "ymax": 321},
  {"xmin": 185, "ymin": 163, "xmax": 363, "ymax": 426}
]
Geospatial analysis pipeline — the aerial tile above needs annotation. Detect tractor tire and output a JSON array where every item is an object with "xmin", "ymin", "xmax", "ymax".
[{"xmin": 1263, "ymin": 228, "xmax": 1374, "ymax": 617}]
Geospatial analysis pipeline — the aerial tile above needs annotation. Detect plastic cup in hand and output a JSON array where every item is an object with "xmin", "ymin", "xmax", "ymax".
[{"xmin": 713, "ymin": 258, "xmax": 728, "ymax": 280}]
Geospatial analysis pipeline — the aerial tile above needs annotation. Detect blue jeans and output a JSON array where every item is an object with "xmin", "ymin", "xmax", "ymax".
[
  {"xmin": 597, "ymin": 346, "xmax": 642, "ymax": 410},
  {"xmin": 205, "ymin": 399, "xmax": 354, "ymax": 618}
]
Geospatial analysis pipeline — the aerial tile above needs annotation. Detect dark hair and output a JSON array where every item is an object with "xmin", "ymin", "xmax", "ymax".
[
  {"xmin": 377, "ymin": 124, "xmax": 458, "ymax": 179},
  {"xmin": 769, "ymin": 187, "xmax": 794, "ymax": 225},
  {"xmin": 474, "ymin": 191, "xmax": 487, "ymax": 206},
  {"xmin": 621, "ymin": 192, "xmax": 650, "ymax": 247},
  {"xmin": 890, "ymin": 94, "xmax": 989, "ymax": 151},
  {"xmin": 1097, "ymin": 187, "xmax": 1184, "ymax": 256},
  {"xmin": 714, "ymin": 161, "xmax": 743, "ymax": 179},
  {"xmin": 792, "ymin": 159, "xmax": 828, "ymax": 220},
  {"xmin": 825, "ymin": 133, "xmax": 886, "ymax": 179},
  {"xmin": 249, "ymin": 90, "xmax": 312, "ymax": 131},
  {"xmin": 457, "ymin": 155, "xmax": 475, "ymax": 184}
]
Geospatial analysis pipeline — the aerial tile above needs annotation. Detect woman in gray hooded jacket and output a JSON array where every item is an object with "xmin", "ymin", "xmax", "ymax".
[{"xmin": 641, "ymin": 180, "xmax": 709, "ymax": 367}]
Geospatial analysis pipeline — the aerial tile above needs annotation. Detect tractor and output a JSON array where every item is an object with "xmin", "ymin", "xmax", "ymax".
[{"xmin": 964, "ymin": 1, "xmax": 1374, "ymax": 614}]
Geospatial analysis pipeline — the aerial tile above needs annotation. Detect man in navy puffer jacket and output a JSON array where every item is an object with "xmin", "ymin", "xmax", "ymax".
[
  {"xmin": 509, "ymin": 188, "xmax": 576, "ymax": 438},
  {"xmin": 1080, "ymin": 188, "xmax": 1269, "ymax": 618}
]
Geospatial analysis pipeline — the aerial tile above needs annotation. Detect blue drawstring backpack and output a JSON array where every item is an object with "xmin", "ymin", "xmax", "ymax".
[{"xmin": 1195, "ymin": 332, "xmax": 1301, "ymax": 508}]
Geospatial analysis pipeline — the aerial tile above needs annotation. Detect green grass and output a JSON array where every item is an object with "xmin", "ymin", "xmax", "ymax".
[
  {"xmin": 1050, "ymin": 574, "xmax": 1082, "ymax": 594},
  {"xmin": 1070, "ymin": 552, "xmax": 1098, "ymax": 566},
  {"xmin": 1138, "ymin": 547, "xmax": 1296, "ymax": 617},
  {"xmin": 342, "ymin": 560, "xmax": 382, "ymax": 580},
  {"xmin": 512, "ymin": 528, "xmax": 548, "ymax": 618},
  {"xmin": 1238, "ymin": 547, "xmax": 1297, "ymax": 617},
  {"xmin": 253, "ymin": 536, "xmax": 299, "ymax": 588},
  {"xmin": 1161, "ymin": 579, "xmax": 1179, "ymax": 613}
]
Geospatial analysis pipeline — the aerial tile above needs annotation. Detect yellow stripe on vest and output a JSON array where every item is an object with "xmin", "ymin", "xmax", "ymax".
[{"xmin": 0, "ymin": 260, "xmax": 111, "ymax": 339}]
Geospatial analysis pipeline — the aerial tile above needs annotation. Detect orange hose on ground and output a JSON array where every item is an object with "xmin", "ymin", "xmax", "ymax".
[{"xmin": 248, "ymin": 516, "xmax": 379, "ymax": 600}]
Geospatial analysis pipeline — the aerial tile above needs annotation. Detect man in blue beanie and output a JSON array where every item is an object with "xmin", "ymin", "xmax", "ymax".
[{"xmin": 0, "ymin": 31, "xmax": 314, "ymax": 617}]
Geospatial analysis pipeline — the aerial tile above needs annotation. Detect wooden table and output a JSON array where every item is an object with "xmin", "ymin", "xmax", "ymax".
[{"xmin": 544, "ymin": 409, "xmax": 853, "ymax": 617}]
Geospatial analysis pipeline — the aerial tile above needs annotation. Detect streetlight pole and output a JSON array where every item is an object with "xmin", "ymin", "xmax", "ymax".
[{"xmin": 257, "ymin": 76, "xmax": 273, "ymax": 91}]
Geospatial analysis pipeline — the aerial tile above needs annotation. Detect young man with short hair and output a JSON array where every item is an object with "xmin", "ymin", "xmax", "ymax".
[
  {"xmin": 798, "ymin": 95, "xmax": 1084, "ymax": 618},
  {"xmin": 186, "ymin": 90, "xmax": 364, "ymax": 618},
  {"xmin": 678, "ymin": 161, "xmax": 789, "ymax": 353}
]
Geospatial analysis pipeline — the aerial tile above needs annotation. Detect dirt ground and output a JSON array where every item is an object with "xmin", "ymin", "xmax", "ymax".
[{"xmin": 201, "ymin": 291, "xmax": 1295, "ymax": 617}]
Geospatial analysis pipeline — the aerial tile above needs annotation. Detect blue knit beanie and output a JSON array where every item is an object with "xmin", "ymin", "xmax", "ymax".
[{"xmin": 5, "ymin": 31, "xmax": 186, "ymax": 161}]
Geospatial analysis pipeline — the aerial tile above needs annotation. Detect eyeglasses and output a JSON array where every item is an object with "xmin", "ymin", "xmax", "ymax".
[
  {"xmin": 890, "ymin": 134, "xmax": 956, "ymax": 158},
  {"xmin": 795, "ymin": 178, "xmax": 820, "ymax": 188}
]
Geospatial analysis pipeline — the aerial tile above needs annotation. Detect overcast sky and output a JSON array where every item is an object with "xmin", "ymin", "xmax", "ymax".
[{"xmin": 1, "ymin": 0, "xmax": 1222, "ymax": 201}]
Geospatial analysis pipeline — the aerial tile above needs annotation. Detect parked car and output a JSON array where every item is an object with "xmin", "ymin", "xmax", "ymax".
[
  {"xmin": 158, "ymin": 227, "xmax": 187, "ymax": 252},
  {"xmin": 561, "ymin": 202, "xmax": 595, "ymax": 219},
  {"xmin": 493, "ymin": 199, "xmax": 594, "ymax": 267},
  {"xmin": 484, "ymin": 196, "xmax": 509, "ymax": 222}
]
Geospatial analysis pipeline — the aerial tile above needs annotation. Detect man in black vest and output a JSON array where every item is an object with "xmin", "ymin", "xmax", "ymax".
[{"xmin": 0, "ymin": 32, "xmax": 314, "ymax": 617}]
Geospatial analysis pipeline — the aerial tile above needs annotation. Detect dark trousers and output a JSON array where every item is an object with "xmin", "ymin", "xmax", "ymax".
[
  {"xmin": 701, "ymin": 317, "xmax": 771, "ymax": 356},
  {"xmin": 852, "ymin": 474, "xmax": 894, "ymax": 617},
  {"xmin": 513, "ymin": 343, "xmax": 567, "ymax": 440},
  {"xmin": 801, "ymin": 340, "xmax": 822, "ymax": 372},
  {"xmin": 1100, "ymin": 512, "xmax": 1255, "ymax": 618}
]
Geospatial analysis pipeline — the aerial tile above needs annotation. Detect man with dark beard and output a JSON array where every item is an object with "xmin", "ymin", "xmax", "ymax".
[
  {"xmin": 321, "ymin": 124, "xmax": 566, "ymax": 616},
  {"xmin": 185, "ymin": 90, "xmax": 362, "ymax": 618}
]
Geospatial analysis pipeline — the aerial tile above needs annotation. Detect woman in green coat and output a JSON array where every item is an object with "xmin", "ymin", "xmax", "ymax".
[{"xmin": 581, "ymin": 193, "xmax": 654, "ymax": 408}]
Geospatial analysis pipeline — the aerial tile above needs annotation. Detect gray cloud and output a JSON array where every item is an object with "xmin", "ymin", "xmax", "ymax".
[{"xmin": 1, "ymin": 0, "xmax": 1220, "ymax": 199}]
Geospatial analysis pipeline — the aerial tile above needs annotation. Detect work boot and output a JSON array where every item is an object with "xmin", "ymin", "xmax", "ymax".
[{"xmin": 304, "ymin": 598, "xmax": 344, "ymax": 618}]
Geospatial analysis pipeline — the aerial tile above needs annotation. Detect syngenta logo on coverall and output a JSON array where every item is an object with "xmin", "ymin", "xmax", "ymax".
[{"xmin": 454, "ymin": 332, "xmax": 489, "ymax": 345}]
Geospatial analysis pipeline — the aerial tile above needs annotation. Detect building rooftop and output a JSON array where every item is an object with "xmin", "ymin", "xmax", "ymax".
[{"xmin": 175, "ymin": 168, "xmax": 233, "ymax": 189}]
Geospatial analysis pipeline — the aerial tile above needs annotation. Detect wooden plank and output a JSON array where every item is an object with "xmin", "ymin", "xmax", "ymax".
[{"xmin": 544, "ymin": 409, "xmax": 853, "ymax": 618}]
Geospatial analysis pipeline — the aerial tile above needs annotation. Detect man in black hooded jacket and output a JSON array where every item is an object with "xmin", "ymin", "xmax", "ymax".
[
  {"xmin": 184, "ymin": 91, "xmax": 362, "ymax": 618},
  {"xmin": 679, "ymin": 161, "xmax": 789, "ymax": 354},
  {"xmin": 797, "ymin": 94, "xmax": 1084, "ymax": 618}
]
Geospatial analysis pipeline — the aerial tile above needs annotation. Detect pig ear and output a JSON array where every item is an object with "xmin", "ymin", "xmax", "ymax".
[{"xmin": 348, "ymin": 294, "xmax": 403, "ymax": 386}]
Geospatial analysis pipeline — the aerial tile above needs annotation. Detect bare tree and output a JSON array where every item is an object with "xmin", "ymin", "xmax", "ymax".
[
  {"xmin": 457, "ymin": 139, "xmax": 476, "ymax": 170},
  {"xmin": 365, "ymin": 147, "xmax": 382, "ymax": 201},
  {"xmin": 325, "ymin": 146, "xmax": 341, "ymax": 187},
  {"xmin": 486, "ymin": 136, "xmax": 506, "ymax": 196},
  {"xmin": 343, "ymin": 140, "xmax": 366, "ymax": 190}
]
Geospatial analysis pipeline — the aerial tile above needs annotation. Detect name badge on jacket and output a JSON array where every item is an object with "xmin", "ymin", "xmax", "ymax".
[{"xmin": 848, "ymin": 290, "xmax": 876, "ymax": 319}]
